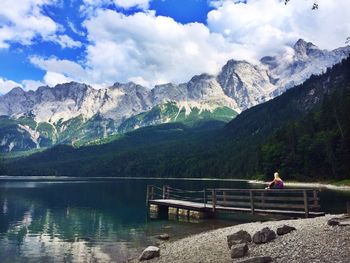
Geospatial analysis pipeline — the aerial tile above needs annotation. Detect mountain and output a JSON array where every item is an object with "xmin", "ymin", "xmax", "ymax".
[
  {"xmin": 5, "ymin": 56, "xmax": 350, "ymax": 180},
  {"xmin": 261, "ymin": 39, "xmax": 350, "ymax": 95},
  {"xmin": 0, "ymin": 39, "xmax": 349, "ymax": 152}
]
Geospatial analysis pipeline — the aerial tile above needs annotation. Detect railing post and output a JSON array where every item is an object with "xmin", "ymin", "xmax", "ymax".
[
  {"xmin": 166, "ymin": 186, "xmax": 170, "ymax": 199},
  {"xmin": 203, "ymin": 189, "xmax": 206, "ymax": 207},
  {"xmin": 150, "ymin": 186, "xmax": 154, "ymax": 200},
  {"xmin": 212, "ymin": 189, "xmax": 216, "ymax": 213},
  {"xmin": 261, "ymin": 192, "xmax": 265, "ymax": 209},
  {"xmin": 249, "ymin": 190, "xmax": 255, "ymax": 214},
  {"xmin": 162, "ymin": 185, "xmax": 167, "ymax": 199},
  {"xmin": 347, "ymin": 201, "xmax": 350, "ymax": 215},
  {"xmin": 223, "ymin": 191, "xmax": 227, "ymax": 206},
  {"xmin": 146, "ymin": 185, "xmax": 150, "ymax": 205},
  {"xmin": 303, "ymin": 190, "xmax": 309, "ymax": 218},
  {"xmin": 313, "ymin": 190, "xmax": 319, "ymax": 209}
]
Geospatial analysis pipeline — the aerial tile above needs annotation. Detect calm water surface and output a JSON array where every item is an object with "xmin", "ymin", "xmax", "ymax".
[{"xmin": 0, "ymin": 178, "xmax": 349, "ymax": 263}]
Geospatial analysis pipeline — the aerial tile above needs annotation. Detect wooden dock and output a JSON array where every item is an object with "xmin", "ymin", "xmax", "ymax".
[{"xmin": 146, "ymin": 185, "xmax": 325, "ymax": 219}]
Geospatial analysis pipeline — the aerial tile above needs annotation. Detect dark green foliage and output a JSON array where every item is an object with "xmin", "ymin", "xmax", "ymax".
[
  {"xmin": 0, "ymin": 155, "xmax": 6, "ymax": 175},
  {"xmin": 259, "ymin": 88, "xmax": 350, "ymax": 181}
]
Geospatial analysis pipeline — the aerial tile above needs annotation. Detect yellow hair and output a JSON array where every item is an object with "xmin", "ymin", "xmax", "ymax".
[{"xmin": 274, "ymin": 172, "xmax": 281, "ymax": 180}]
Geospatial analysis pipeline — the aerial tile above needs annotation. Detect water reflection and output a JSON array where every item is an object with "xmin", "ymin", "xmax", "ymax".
[{"xmin": 0, "ymin": 180, "xmax": 243, "ymax": 262}]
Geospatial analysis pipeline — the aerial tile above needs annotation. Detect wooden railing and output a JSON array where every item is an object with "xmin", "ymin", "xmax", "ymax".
[
  {"xmin": 146, "ymin": 185, "xmax": 321, "ymax": 218},
  {"xmin": 206, "ymin": 188, "xmax": 320, "ymax": 217},
  {"xmin": 146, "ymin": 185, "xmax": 206, "ymax": 204}
]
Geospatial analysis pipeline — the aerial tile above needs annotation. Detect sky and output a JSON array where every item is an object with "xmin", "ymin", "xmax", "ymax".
[{"xmin": 0, "ymin": 0, "xmax": 349, "ymax": 93}]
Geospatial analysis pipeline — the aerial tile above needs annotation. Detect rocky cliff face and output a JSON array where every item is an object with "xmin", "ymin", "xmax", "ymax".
[
  {"xmin": 0, "ymin": 39, "xmax": 349, "ymax": 152},
  {"xmin": 261, "ymin": 39, "xmax": 350, "ymax": 96}
]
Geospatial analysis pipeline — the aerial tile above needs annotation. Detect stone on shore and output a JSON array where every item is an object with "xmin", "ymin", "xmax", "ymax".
[
  {"xmin": 327, "ymin": 219, "xmax": 340, "ymax": 226},
  {"xmin": 230, "ymin": 243, "xmax": 249, "ymax": 258},
  {"xmin": 157, "ymin": 234, "xmax": 170, "ymax": 240},
  {"xmin": 139, "ymin": 246, "xmax": 160, "ymax": 261},
  {"xmin": 327, "ymin": 216, "xmax": 350, "ymax": 226},
  {"xmin": 238, "ymin": 256, "xmax": 273, "ymax": 263},
  {"xmin": 252, "ymin": 227, "xmax": 276, "ymax": 244},
  {"xmin": 227, "ymin": 230, "xmax": 252, "ymax": 248},
  {"xmin": 277, "ymin": 225, "xmax": 296, "ymax": 235}
]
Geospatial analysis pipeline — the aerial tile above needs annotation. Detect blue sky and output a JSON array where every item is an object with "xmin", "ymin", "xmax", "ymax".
[{"xmin": 0, "ymin": 0, "xmax": 349, "ymax": 93}]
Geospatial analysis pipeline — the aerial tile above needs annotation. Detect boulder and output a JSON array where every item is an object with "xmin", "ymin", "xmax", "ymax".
[
  {"xmin": 238, "ymin": 256, "xmax": 273, "ymax": 263},
  {"xmin": 252, "ymin": 227, "xmax": 276, "ymax": 244},
  {"xmin": 276, "ymin": 225, "xmax": 296, "ymax": 236},
  {"xmin": 327, "ymin": 219, "xmax": 340, "ymax": 226},
  {"xmin": 230, "ymin": 243, "xmax": 249, "ymax": 259},
  {"xmin": 227, "ymin": 230, "xmax": 252, "ymax": 248},
  {"xmin": 139, "ymin": 246, "xmax": 160, "ymax": 261},
  {"xmin": 157, "ymin": 234, "xmax": 170, "ymax": 240}
]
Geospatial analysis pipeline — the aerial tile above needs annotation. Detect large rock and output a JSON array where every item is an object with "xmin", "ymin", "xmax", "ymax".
[
  {"xmin": 238, "ymin": 256, "xmax": 273, "ymax": 263},
  {"xmin": 327, "ymin": 219, "xmax": 340, "ymax": 226},
  {"xmin": 276, "ymin": 225, "xmax": 296, "ymax": 236},
  {"xmin": 227, "ymin": 230, "xmax": 252, "ymax": 248},
  {"xmin": 230, "ymin": 243, "xmax": 249, "ymax": 259},
  {"xmin": 139, "ymin": 246, "xmax": 160, "ymax": 261},
  {"xmin": 157, "ymin": 234, "xmax": 170, "ymax": 240},
  {"xmin": 252, "ymin": 227, "xmax": 276, "ymax": 244}
]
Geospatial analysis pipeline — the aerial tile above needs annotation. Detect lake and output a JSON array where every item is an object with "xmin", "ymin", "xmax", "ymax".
[{"xmin": 0, "ymin": 178, "xmax": 349, "ymax": 262}]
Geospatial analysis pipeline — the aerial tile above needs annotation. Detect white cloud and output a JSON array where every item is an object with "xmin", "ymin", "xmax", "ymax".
[
  {"xmin": 43, "ymin": 72, "xmax": 73, "ymax": 87},
  {"xmin": 76, "ymin": 0, "xmax": 350, "ymax": 88},
  {"xmin": 0, "ymin": 0, "xmax": 82, "ymax": 49},
  {"xmin": 207, "ymin": 0, "xmax": 350, "ymax": 58},
  {"xmin": 30, "ymin": 56, "xmax": 87, "ymax": 80},
  {"xmin": 21, "ymin": 79, "xmax": 46, "ymax": 91},
  {"xmin": 113, "ymin": 0, "xmax": 151, "ymax": 9},
  {"xmin": 51, "ymin": 35, "xmax": 82, "ymax": 48},
  {"xmin": 67, "ymin": 20, "xmax": 86, "ymax": 37},
  {"xmin": 81, "ymin": 0, "xmax": 151, "ymax": 12},
  {"xmin": 0, "ymin": 0, "xmax": 58, "ymax": 48},
  {"xmin": 6, "ymin": 0, "xmax": 349, "ymax": 91},
  {"xmin": 83, "ymin": 10, "xmax": 240, "ymax": 87},
  {"xmin": 0, "ymin": 78, "xmax": 22, "ymax": 94},
  {"xmin": 28, "ymin": 56, "xmax": 110, "ymax": 88},
  {"xmin": 0, "ymin": 77, "xmax": 46, "ymax": 94}
]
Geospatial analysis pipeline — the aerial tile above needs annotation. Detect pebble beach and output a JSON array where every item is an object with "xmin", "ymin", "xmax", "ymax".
[{"xmin": 131, "ymin": 214, "xmax": 350, "ymax": 263}]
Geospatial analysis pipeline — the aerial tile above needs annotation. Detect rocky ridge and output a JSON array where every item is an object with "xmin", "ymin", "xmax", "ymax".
[{"xmin": 0, "ymin": 39, "xmax": 349, "ymax": 152}]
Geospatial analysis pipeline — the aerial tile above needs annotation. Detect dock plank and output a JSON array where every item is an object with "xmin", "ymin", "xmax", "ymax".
[{"xmin": 149, "ymin": 199, "xmax": 325, "ymax": 217}]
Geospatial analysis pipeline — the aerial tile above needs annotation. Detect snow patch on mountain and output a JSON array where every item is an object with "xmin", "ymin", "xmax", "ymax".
[{"xmin": 17, "ymin": 124, "xmax": 40, "ymax": 149}]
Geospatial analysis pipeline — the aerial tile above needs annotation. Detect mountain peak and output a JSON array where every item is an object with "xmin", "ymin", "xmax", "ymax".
[
  {"xmin": 189, "ymin": 73, "xmax": 213, "ymax": 83},
  {"xmin": 7, "ymin": 86, "xmax": 24, "ymax": 96},
  {"xmin": 293, "ymin": 39, "xmax": 318, "ymax": 55},
  {"xmin": 225, "ymin": 59, "xmax": 249, "ymax": 67}
]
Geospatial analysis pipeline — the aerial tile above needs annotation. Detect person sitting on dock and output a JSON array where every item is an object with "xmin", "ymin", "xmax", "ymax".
[{"xmin": 266, "ymin": 172, "xmax": 284, "ymax": 189}]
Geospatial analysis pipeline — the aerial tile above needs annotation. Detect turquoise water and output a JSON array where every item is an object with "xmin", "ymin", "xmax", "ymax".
[{"xmin": 0, "ymin": 178, "xmax": 349, "ymax": 262}]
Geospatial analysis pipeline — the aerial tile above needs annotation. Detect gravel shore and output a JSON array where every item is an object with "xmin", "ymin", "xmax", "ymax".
[{"xmin": 132, "ymin": 214, "xmax": 350, "ymax": 263}]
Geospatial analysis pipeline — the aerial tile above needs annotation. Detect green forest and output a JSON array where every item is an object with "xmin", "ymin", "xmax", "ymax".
[{"xmin": 3, "ymin": 57, "xmax": 350, "ymax": 183}]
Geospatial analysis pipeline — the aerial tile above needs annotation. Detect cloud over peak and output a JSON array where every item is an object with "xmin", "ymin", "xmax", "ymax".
[{"xmin": 1, "ymin": 0, "xmax": 350, "ymax": 92}]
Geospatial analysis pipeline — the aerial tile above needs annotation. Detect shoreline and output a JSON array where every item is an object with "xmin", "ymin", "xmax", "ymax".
[
  {"xmin": 0, "ymin": 176, "xmax": 349, "ymax": 191},
  {"xmin": 130, "ymin": 214, "xmax": 350, "ymax": 263},
  {"xmin": 248, "ymin": 179, "xmax": 350, "ymax": 191}
]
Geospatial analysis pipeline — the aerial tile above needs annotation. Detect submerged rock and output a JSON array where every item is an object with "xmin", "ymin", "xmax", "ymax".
[
  {"xmin": 252, "ymin": 227, "xmax": 276, "ymax": 244},
  {"xmin": 139, "ymin": 246, "xmax": 160, "ymax": 261},
  {"xmin": 230, "ymin": 243, "xmax": 249, "ymax": 258},
  {"xmin": 227, "ymin": 230, "xmax": 252, "ymax": 248},
  {"xmin": 277, "ymin": 225, "xmax": 296, "ymax": 235}
]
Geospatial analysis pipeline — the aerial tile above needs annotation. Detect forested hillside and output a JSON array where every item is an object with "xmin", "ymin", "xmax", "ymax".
[
  {"xmin": 4, "ymin": 57, "xmax": 350, "ymax": 181},
  {"xmin": 258, "ymin": 87, "xmax": 350, "ymax": 181}
]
